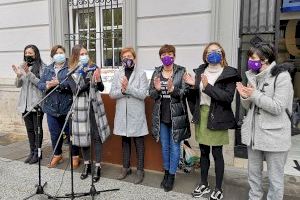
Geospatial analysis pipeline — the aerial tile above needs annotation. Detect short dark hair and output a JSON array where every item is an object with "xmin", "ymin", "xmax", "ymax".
[
  {"xmin": 159, "ymin": 44, "xmax": 176, "ymax": 57},
  {"xmin": 248, "ymin": 43, "xmax": 275, "ymax": 64},
  {"xmin": 50, "ymin": 45, "xmax": 66, "ymax": 58}
]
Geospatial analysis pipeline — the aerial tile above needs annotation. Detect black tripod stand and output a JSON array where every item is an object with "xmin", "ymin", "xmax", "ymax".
[
  {"xmin": 23, "ymin": 105, "xmax": 56, "ymax": 200},
  {"xmin": 54, "ymin": 68, "xmax": 119, "ymax": 199},
  {"xmin": 22, "ymin": 65, "xmax": 81, "ymax": 200}
]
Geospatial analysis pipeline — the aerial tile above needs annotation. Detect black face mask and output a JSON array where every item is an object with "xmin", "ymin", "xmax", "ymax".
[{"xmin": 24, "ymin": 56, "xmax": 35, "ymax": 65}]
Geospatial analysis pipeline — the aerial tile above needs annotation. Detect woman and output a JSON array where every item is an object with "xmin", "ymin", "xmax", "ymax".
[
  {"xmin": 12, "ymin": 45, "xmax": 45, "ymax": 164},
  {"xmin": 70, "ymin": 44, "xmax": 108, "ymax": 182},
  {"xmin": 149, "ymin": 44, "xmax": 190, "ymax": 192},
  {"xmin": 185, "ymin": 42, "xmax": 240, "ymax": 200},
  {"xmin": 37, "ymin": 45, "xmax": 80, "ymax": 168},
  {"xmin": 109, "ymin": 47, "xmax": 148, "ymax": 184},
  {"xmin": 236, "ymin": 43, "xmax": 293, "ymax": 200}
]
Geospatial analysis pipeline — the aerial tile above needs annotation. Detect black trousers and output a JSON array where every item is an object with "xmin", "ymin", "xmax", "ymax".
[
  {"xmin": 199, "ymin": 144, "xmax": 224, "ymax": 190},
  {"xmin": 22, "ymin": 111, "xmax": 44, "ymax": 152},
  {"xmin": 122, "ymin": 136, "xmax": 145, "ymax": 170},
  {"xmin": 81, "ymin": 108, "xmax": 102, "ymax": 163}
]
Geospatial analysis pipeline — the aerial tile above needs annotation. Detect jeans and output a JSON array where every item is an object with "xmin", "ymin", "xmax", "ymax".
[
  {"xmin": 47, "ymin": 114, "xmax": 79, "ymax": 156},
  {"xmin": 160, "ymin": 122, "xmax": 180, "ymax": 175},
  {"xmin": 22, "ymin": 111, "xmax": 44, "ymax": 152}
]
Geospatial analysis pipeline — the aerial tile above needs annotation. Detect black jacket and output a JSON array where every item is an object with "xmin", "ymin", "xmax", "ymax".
[
  {"xmin": 188, "ymin": 64, "xmax": 241, "ymax": 130},
  {"xmin": 149, "ymin": 64, "xmax": 191, "ymax": 143}
]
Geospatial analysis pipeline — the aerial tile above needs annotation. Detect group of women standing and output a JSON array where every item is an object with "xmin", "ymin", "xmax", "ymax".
[{"xmin": 12, "ymin": 41, "xmax": 293, "ymax": 200}]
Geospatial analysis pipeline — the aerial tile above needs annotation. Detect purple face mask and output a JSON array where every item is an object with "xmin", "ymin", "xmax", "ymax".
[
  {"xmin": 161, "ymin": 56, "xmax": 174, "ymax": 66},
  {"xmin": 248, "ymin": 60, "xmax": 262, "ymax": 72}
]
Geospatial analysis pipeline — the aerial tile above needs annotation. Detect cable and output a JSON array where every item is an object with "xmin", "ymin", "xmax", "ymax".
[{"xmin": 53, "ymin": 158, "xmax": 70, "ymax": 197}]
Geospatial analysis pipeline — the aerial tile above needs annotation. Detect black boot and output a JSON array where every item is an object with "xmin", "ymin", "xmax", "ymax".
[
  {"xmin": 160, "ymin": 170, "xmax": 169, "ymax": 188},
  {"xmin": 80, "ymin": 163, "xmax": 91, "ymax": 180},
  {"xmin": 29, "ymin": 150, "xmax": 38, "ymax": 164},
  {"xmin": 164, "ymin": 174, "xmax": 175, "ymax": 192},
  {"xmin": 92, "ymin": 166, "xmax": 101, "ymax": 182},
  {"xmin": 24, "ymin": 150, "xmax": 34, "ymax": 163}
]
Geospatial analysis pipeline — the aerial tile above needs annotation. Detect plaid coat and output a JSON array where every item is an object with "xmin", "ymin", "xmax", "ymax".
[{"xmin": 71, "ymin": 70, "xmax": 110, "ymax": 147}]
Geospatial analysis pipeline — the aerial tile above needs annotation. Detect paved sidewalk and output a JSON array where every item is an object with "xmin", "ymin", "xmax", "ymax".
[{"xmin": 0, "ymin": 158, "xmax": 202, "ymax": 200}]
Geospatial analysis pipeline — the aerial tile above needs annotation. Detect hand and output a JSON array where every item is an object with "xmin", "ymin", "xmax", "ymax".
[
  {"xmin": 167, "ymin": 78, "xmax": 174, "ymax": 93},
  {"xmin": 51, "ymin": 77, "xmax": 59, "ymax": 87},
  {"xmin": 93, "ymin": 68, "xmax": 101, "ymax": 82},
  {"xmin": 12, "ymin": 64, "xmax": 22, "ymax": 77},
  {"xmin": 236, "ymin": 82, "xmax": 255, "ymax": 98},
  {"xmin": 23, "ymin": 63, "xmax": 29, "ymax": 74},
  {"xmin": 183, "ymin": 72, "xmax": 195, "ymax": 86},
  {"xmin": 121, "ymin": 76, "xmax": 128, "ymax": 92},
  {"xmin": 153, "ymin": 76, "xmax": 161, "ymax": 91},
  {"xmin": 201, "ymin": 74, "xmax": 208, "ymax": 88}
]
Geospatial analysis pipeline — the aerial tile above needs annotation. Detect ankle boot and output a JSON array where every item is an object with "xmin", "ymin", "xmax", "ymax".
[
  {"xmin": 160, "ymin": 170, "xmax": 169, "ymax": 188},
  {"xmin": 29, "ymin": 150, "xmax": 38, "ymax": 164},
  {"xmin": 92, "ymin": 166, "xmax": 101, "ymax": 182},
  {"xmin": 117, "ymin": 168, "xmax": 131, "ymax": 180},
  {"xmin": 164, "ymin": 174, "xmax": 175, "ymax": 192},
  {"xmin": 134, "ymin": 170, "xmax": 144, "ymax": 184},
  {"xmin": 80, "ymin": 163, "xmax": 91, "ymax": 180},
  {"xmin": 24, "ymin": 150, "xmax": 34, "ymax": 163}
]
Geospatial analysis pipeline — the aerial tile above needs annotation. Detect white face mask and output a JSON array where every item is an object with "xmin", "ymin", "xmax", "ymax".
[
  {"xmin": 79, "ymin": 55, "xmax": 89, "ymax": 65},
  {"xmin": 53, "ymin": 54, "xmax": 66, "ymax": 64}
]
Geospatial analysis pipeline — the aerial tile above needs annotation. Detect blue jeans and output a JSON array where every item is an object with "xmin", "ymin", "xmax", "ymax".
[
  {"xmin": 160, "ymin": 122, "xmax": 180, "ymax": 174},
  {"xmin": 47, "ymin": 114, "xmax": 79, "ymax": 156}
]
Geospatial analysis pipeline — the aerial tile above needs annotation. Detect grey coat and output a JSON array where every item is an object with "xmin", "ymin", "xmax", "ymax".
[
  {"xmin": 109, "ymin": 67, "xmax": 149, "ymax": 137},
  {"xmin": 15, "ymin": 63, "xmax": 45, "ymax": 113},
  {"xmin": 241, "ymin": 62, "xmax": 294, "ymax": 152}
]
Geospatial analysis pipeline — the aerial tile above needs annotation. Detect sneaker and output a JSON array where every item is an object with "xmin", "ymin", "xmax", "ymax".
[
  {"xmin": 192, "ymin": 184, "xmax": 211, "ymax": 198},
  {"xmin": 210, "ymin": 188, "xmax": 224, "ymax": 200}
]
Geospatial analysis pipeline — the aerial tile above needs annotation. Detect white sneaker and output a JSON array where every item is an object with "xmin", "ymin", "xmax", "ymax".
[
  {"xmin": 210, "ymin": 188, "xmax": 224, "ymax": 200},
  {"xmin": 192, "ymin": 184, "xmax": 211, "ymax": 198}
]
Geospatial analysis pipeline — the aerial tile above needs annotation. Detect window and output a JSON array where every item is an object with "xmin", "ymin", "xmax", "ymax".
[{"xmin": 67, "ymin": 0, "xmax": 123, "ymax": 68}]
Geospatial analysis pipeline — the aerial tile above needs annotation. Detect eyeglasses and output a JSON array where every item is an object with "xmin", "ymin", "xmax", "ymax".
[{"xmin": 207, "ymin": 49, "xmax": 222, "ymax": 54}]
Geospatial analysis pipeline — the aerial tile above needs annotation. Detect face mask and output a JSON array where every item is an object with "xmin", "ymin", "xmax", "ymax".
[
  {"xmin": 248, "ymin": 59, "xmax": 262, "ymax": 72},
  {"xmin": 161, "ymin": 56, "xmax": 174, "ymax": 66},
  {"xmin": 122, "ymin": 58, "xmax": 135, "ymax": 69},
  {"xmin": 25, "ymin": 56, "xmax": 35, "ymax": 65},
  {"xmin": 79, "ymin": 55, "xmax": 89, "ymax": 65},
  {"xmin": 53, "ymin": 54, "xmax": 66, "ymax": 64},
  {"xmin": 207, "ymin": 51, "xmax": 222, "ymax": 64}
]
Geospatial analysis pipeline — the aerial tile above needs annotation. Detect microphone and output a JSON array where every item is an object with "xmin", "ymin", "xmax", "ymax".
[{"xmin": 67, "ymin": 62, "xmax": 83, "ymax": 76}]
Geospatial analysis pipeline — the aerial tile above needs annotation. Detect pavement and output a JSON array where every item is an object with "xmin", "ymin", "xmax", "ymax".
[{"xmin": 0, "ymin": 131, "xmax": 299, "ymax": 200}]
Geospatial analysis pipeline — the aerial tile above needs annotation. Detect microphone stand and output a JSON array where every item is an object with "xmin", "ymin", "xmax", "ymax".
[
  {"xmin": 23, "ymin": 64, "xmax": 82, "ymax": 200},
  {"xmin": 57, "ymin": 70, "xmax": 119, "ymax": 199}
]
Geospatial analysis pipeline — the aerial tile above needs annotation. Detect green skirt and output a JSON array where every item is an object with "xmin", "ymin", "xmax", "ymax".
[{"xmin": 195, "ymin": 105, "xmax": 229, "ymax": 146}]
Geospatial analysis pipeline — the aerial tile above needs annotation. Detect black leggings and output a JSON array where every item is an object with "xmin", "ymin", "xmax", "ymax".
[
  {"xmin": 122, "ymin": 136, "xmax": 145, "ymax": 170},
  {"xmin": 22, "ymin": 111, "xmax": 44, "ymax": 152},
  {"xmin": 199, "ymin": 144, "xmax": 224, "ymax": 190}
]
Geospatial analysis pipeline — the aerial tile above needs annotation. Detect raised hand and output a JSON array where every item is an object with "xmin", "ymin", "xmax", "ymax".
[
  {"xmin": 183, "ymin": 72, "xmax": 195, "ymax": 86},
  {"xmin": 154, "ymin": 76, "xmax": 161, "ymax": 91},
  {"xmin": 12, "ymin": 64, "xmax": 22, "ymax": 77},
  {"xmin": 121, "ymin": 76, "xmax": 128, "ymax": 93},
  {"xmin": 201, "ymin": 73, "xmax": 208, "ymax": 88},
  {"xmin": 167, "ymin": 78, "xmax": 174, "ymax": 93},
  {"xmin": 93, "ymin": 68, "xmax": 101, "ymax": 82}
]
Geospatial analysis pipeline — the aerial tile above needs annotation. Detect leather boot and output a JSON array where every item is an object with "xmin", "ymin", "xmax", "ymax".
[
  {"xmin": 80, "ymin": 163, "xmax": 91, "ymax": 180},
  {"xmin": 92, "ymin": 166, "xmax": 101, "ymax": 182},
  {"xmin": 72, "ymin": 156, "xmax": 80, "ymax": 169},
  {"xmin": 117, "ymin": 168, "xmax": 131, "ymax": 180},
  {"xmin": 134, "ymin": 170, "xmax": 144, "ymax": 184},
  {"xmin": 164, "ymin": 174, "xmax": 175, "ymax": 192},
  {"xmin": 160, "ymin": 170, "xmax": 169, "ymax": 188},
  {"xmin": 29, "ymin": 150, "xmax": 38, "ymax": 164},
  {"xmin": 24, "ymin": 150, "xmax": 34, "ymax": 163}
]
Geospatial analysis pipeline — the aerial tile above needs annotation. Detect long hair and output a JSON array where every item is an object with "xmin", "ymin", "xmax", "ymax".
[
  {"xmin": 202, "ymin": 42, "xmax": 228, "ymax": 67},
  {"xmin": 69, "ymin": 44, "xmax": 93, "ymax": 69},
  {"xmin": 23, "ymin": 44, "xmax": 43, "ymax": 78}
]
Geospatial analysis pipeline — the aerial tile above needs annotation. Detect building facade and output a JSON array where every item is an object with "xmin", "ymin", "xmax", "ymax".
[{"xmin": 0, "ymin": 0, "xmax": 299, "ymax": 175}]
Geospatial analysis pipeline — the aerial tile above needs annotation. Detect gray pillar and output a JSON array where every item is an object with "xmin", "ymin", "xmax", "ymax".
[{"xmin": 123, "ymin": 0, "xmax": 137, "ymax": 49}]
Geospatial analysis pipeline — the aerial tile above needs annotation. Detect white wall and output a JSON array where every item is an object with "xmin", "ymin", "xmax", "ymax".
[
  {"xmin": 0, "ymin": 0, "xmax": 51, "ymax": 84},
  {"xmin": 136, "ymin": 0, "xmax": 212, "ymax": 73}
]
